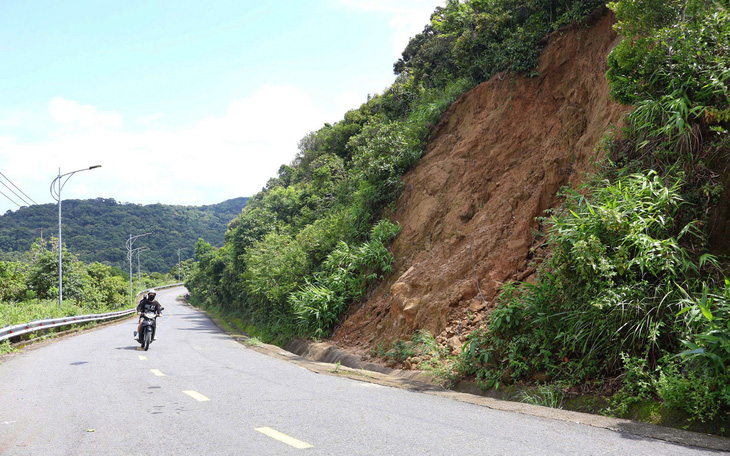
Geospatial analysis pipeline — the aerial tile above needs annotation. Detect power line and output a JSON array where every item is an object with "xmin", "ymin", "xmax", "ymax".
[
  {"xmin": 0, "ymin": 171, "xmax": 36, "ymax": 206},
  {"xmin": 0, "ymin": 188, "xmax": 22, "ymax": 208},
  {"xmin": 0, "ymin": 179, "xmax": 31, "ymax": 206}
]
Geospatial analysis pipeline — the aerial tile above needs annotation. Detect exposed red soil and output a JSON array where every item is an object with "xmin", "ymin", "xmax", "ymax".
[{"xmin": 332, "ymin": 10, "xmax": 632, "ymax": 359}]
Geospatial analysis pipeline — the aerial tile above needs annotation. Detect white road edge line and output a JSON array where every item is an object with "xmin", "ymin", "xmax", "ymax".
[{"xmin": 255, "ymin": 427, "xmax": 313, "ymax": 449}]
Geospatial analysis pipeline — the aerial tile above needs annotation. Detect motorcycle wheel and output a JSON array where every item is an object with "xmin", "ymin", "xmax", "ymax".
[{"xmin": 143, "ymin": 327, "xmax": 151, "ymax": 351}]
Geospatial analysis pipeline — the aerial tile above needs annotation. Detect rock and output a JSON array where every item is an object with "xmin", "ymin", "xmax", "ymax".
[
  {"xmin": 447, "ymin": 335, "xmax": 462, "ymax": 351},
  {"xmin": 469, "ymin": 300, "xmax": 487, "ymax": 313},
  {"xmin": 390, "ymin": 281, "xmax": 411, "ymax": 296},
  {"xmin": 403, "ymin": 298, "xmax": 420, "ymax": 328},
  {"xmin": 458, "ymin": 201, "xmax": 476, "ymax": 222},
  {"xmin": 390, "ymin": 282, "xmax": 410, "ymax": 317}
]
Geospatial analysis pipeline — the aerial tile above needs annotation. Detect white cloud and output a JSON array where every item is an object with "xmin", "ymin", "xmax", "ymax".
[
  {"xmin": 0, "ymin": 116, "xmax": 21, "ymax": 128},
  {"xmin": 48, "ymin": 97, "xmax": 122, "ymax": 130},
  {"xmin": 0, "ymin": 136, "xmax": 13, "ymax": 148},
  {"xmin": 0, "ymin": 86, "xmax": 334, "ymax": 213}
]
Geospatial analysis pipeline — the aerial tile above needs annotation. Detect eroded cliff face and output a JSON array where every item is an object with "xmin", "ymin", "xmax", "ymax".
[{"xmin": 333, "ymin": 11, "xmax": 631, "ymax": 354}]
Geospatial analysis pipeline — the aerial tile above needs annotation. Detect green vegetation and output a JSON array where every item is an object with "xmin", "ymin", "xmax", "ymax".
[
  {"xmin": 459, "ymin": 0, "xmax": 730, "ymax": 425},
  {"xmin": 289, "ymin": 220, "xmax": 400, "ymax": 339},
  {"xmin": 518, "ymin": 384, "xmax": 566, "ymax": 409},
  {"xmin": 395, "ymin": 0, "xmax": 605, "ymax": 87},
  {"xmin": 186, "ymin": 0, "xmax": 605, "ymax": 344},
  {"xmin": 184, "ymin": 0, "xmax": 728, "ymax": 430},
  {"xmin": 0, "ymin": 197, "xmax": 247, "ymax": 273},
  {"xmin": 0, "ymin": 236, "xmax": 182, "ymax": 328},
  {"xmin": 0, "ymin": 238, "xmax": 127, "ymax": 327},
  {"xmin": 367, "ymin": 330, "xmax": 461, "ymax": 388}
]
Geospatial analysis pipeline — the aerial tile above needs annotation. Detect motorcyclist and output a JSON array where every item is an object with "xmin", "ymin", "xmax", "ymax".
[{"xmin": 134, "ymin": 289, "xmax": 162, "ymax": 340}]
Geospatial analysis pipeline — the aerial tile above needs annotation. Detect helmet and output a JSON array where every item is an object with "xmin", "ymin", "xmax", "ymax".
[{"xmin": 148, "ymin": 289, "xmax": 157, "ymax": 299}]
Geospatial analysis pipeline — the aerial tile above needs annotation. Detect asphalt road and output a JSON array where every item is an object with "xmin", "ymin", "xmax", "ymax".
[{"xmin": 0, "ymin": 287, "xmax": 724, "ymax": 455}]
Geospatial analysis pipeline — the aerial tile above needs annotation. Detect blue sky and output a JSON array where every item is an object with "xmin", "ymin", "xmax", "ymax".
[{"xmin": 0, "ymin": 0, "xmax": 444, "ymax": 214}]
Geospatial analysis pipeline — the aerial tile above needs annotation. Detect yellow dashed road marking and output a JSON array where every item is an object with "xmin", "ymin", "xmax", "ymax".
[
  {"xmin": 150, "ymin": 369, "xmax": 165, "ymax": 377},
  {"xmin": 183, "ymin": 390, "xmax": 210, "ymax": 401},
  {"xmin": 138, "ymin": 355, "xmax": 147, "ymax": 360},
  {"xmin": 255, "ymin": 427, "xmax": 313, "ymax": 449}
]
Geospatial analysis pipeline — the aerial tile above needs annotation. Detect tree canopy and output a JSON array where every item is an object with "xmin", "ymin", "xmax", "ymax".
[{"xmin": 0, "ymin": 197, "xmax": 248, "ymax": 273}]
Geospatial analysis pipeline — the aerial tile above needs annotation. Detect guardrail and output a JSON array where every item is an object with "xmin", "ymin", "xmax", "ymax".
[
  {"xmin": 0, "ymin": 308, "xmax": 136, "ymax": 342},
  {"xmin": 0, "ymin": 283, "xmax": 186, "ymax": 343}
]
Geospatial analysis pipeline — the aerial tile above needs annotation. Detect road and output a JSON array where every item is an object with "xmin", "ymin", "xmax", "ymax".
[{"xmin": 0, "ymin": 286, "xmax": 724, "ymax": 455}]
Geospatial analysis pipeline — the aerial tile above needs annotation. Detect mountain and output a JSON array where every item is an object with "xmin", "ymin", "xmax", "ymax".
[{"xmin": 0, "ymin": 197, "xmax": 248, "ymax": 273}]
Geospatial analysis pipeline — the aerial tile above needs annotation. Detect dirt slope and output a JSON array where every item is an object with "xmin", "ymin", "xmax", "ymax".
[{"xmin": 333, "ymin": 10, "xmax": 631, "ymax": 356}]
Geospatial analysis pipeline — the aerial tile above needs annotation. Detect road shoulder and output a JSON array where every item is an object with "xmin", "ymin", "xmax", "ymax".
[{"xmin": 194, "ymin": 304, "xmax": 730, "ymax": 453}]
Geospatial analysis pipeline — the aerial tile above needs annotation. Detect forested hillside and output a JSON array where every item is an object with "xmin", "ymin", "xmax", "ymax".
[
  {"xmin": 185, "ymin": 0, "xmax": 608, "ymax": 341},
  {"xmin": 0, "ymin": 197, "xmax": 247, "ymax": 273},
  {"xmin": 187, "ymin": 0, "xmax": 729, "ymax": 427}
]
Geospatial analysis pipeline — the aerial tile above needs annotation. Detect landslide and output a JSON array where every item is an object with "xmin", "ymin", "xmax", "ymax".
[{"xmin": 333, "ymin": 11, "xmax": 631, "ymax": 356}]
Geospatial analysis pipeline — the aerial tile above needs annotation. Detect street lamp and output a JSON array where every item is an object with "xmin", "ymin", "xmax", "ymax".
[
  {"xmin": 126, "ymin": 232, "xmax": 151, "ymax": 307},
  {"xmin": 133, "ymin": 247, "xmax": 150, "ymax": 289},
  {"xmin": 49, "ymin": 165, "xmax": 102, "ymax": 307}
]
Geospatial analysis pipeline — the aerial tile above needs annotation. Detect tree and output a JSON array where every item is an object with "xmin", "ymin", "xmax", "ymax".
[{"xmin": 0, "ymin": 260, "xmax": 26, "ymax": 302}]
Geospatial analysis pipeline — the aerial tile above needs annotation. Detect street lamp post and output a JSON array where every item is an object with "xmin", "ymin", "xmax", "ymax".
[
  {"xmin": 133, "ymin": 247, "xmax": 150, "ymax": 289},
  {"xmin": 49, "ymin": 165, "xmax": 101, "ymax": 307},
  {"xmin": 126, "ymin": 233, "xmax": 151, "ymax": 307}
]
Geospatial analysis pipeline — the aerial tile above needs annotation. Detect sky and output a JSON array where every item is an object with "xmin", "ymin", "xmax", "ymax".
[{"xmin": 0, "ymin": 0, "xmax": 445, "ymax": 214}]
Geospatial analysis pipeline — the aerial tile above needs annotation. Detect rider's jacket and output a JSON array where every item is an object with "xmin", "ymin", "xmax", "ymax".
[{"xmin": 137, "ymin": 297, "xmax": 162, "ymax": 314}]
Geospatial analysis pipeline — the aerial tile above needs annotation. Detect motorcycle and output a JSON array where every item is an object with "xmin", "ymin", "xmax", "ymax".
[{"xmin": 137, "ymin": 307, "xmax": 163, "ymax": 351}]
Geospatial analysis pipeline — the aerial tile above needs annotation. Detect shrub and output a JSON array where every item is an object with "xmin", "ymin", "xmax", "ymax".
[
  {"xmin": 290, "ymin": 220, "xmax": 400, "ymax": 339},
  {"xmin": 607, "ymin": 3, "xmax": 730, "ymax": 112},
  {"xmin": 656, "ymin": 361, "xmax": 730, "ymax": 421},
  {"xmin": 0, "ymin": 261, "xmax": 26, "ymax": 302},
  {"xmin": 678, "ymin": 281, "xmax": 730, "ymax": 374},
  {"xmin": 396, "ymin": 0, "xmax": 605, "ymax": 89},
  {"xmin": 242, "ymin": 232, "xmax": 309, "ymax": 307},
  {"xmin": 461, "ymin": 171, "xmax": 714, "ymax": 385}
]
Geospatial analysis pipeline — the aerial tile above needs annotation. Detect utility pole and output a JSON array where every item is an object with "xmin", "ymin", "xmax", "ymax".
[
  {"xmin": 126, "ymin": 232, "xmax": 151, "ymax": 307},
  {"xmin": 134, "ymin": 247, "xmax": 150, "ymax": 289}
]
